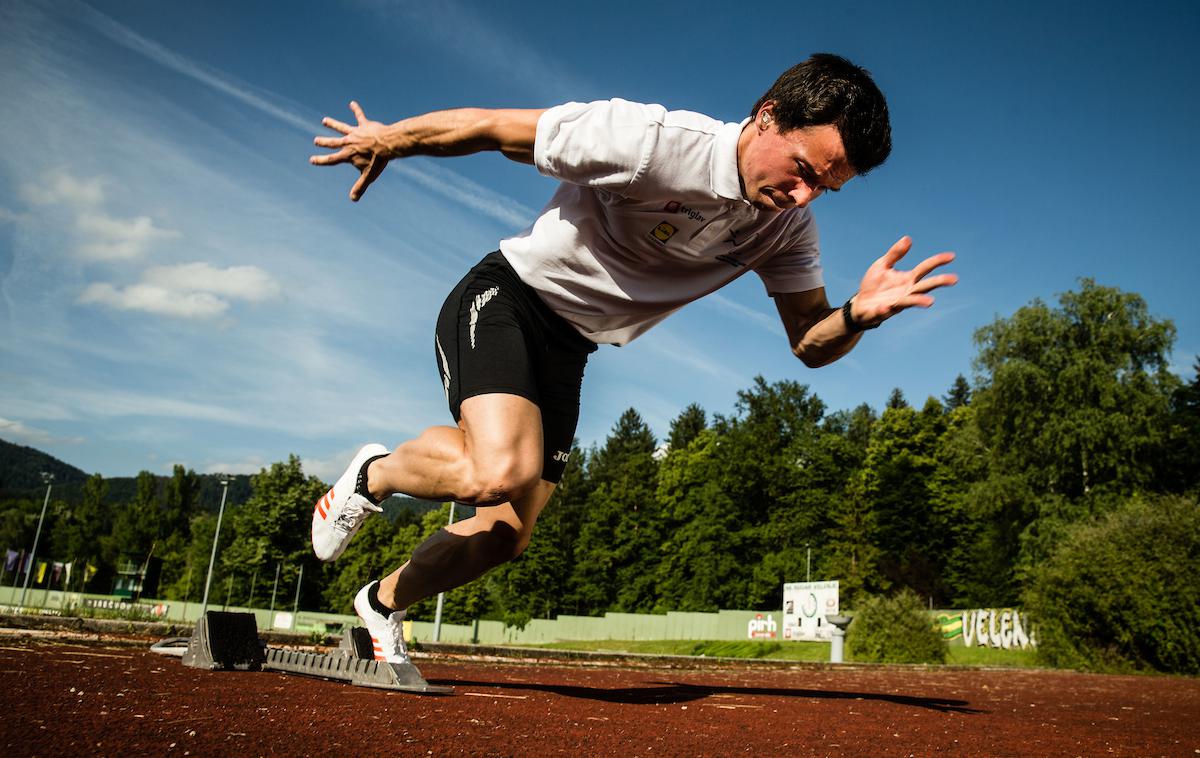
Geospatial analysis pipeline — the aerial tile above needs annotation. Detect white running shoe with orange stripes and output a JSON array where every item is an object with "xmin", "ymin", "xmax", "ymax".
[
  {"xmin": 353, "ymin": 581, "xmax": 409, "ymax": 664},
  {"xmin": 311, "ymin": 443, "xmax": 390, "ymax": 562}
]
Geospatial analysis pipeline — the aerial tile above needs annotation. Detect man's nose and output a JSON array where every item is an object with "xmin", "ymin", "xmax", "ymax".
[{"xmin": 789, "ymin": 184, "xmax": 823, "ymax": 208}]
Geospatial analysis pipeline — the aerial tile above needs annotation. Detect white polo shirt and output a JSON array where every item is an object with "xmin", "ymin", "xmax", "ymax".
[{"xmin": 499, "ymin": 98, "xmax": 824, "ymax": 346}]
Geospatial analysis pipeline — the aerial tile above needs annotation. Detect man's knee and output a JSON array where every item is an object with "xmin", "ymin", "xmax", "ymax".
[{"xmin": 459, "ymin": 456, "xmax": 542, "ymax": 506}]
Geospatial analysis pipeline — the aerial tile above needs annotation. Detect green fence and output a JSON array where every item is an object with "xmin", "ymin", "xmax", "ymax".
[{"xmin": 0, "ymin": 585, "xmax": 1035, "ymax": 651}]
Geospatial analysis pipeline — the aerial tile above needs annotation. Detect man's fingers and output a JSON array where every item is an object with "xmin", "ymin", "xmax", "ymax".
[
  {"xmin": 350, "ymin": 100, "xmax": 367, "ymax": 125},
  {"xmin": 308, "ymin": 146, "xmax": 354, "ymax": 166},
  {"xmin": 911, "ymin": 251, "xmax": 956, "ymax": 281},
  {"xmin": 321, "ymin": 116, "xmax": 352, "ymax": 134},
  {"xmin": 881, "ymin": 235, "xmax": 913, "ymax": 267},
  {"xmin": 349, "ymin": 155, "xmax": 388, "ymax": 202},
  {"xmin": 313, "ymin": 135, "xmax": 347, "ymax": 149},
  {"xmin": 911, "ymin": 273, "xmax": 959, "ymax": 293}
]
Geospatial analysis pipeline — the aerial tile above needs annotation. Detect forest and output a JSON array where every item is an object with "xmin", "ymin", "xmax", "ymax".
[{"xmin": 3, "ymin": 280, "xmax": 1198, "ymax": 670}]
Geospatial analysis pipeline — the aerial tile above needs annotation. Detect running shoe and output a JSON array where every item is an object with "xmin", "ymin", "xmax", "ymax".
[
  {"xmin": 311, "ymin": 443, "xmax": 389, "ymax": 561},
  {"xmin": 353, "ymin": 581, "xmax": 409, "ymax": 663}
]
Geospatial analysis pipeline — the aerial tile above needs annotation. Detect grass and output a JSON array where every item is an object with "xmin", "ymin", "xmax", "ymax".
[
  {"xmin": 523, "ymin": 639, "xmax": 831, "ymax": 661},
  {"xmin": 521, "ymin": 639, "xmax": 1043, "ymax": 667}
]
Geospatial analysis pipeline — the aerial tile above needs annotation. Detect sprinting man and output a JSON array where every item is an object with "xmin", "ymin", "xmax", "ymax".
[{"xmin": 308, "ymin": 54, "xmax": 957, "ymax": 662}]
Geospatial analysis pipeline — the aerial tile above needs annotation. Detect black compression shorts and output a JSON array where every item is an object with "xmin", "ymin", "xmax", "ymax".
[{"xmin": 434, "ymin": 252, "xmax": 597, "ymax": 484}]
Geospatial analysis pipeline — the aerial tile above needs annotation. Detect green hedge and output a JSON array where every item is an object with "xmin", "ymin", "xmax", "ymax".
[
  {"xmin": 1023, "ymin": 494, "xmax": 1200, "ymax": 674},
  {"xmin": 846, "ymin": 590, "xmax": 947, "ymax": 664}
]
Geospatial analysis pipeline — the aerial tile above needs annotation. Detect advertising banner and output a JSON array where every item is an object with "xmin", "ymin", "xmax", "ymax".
[{"xmin": 782, "ymin": 581, "xmax": 839, "ymax": 641}]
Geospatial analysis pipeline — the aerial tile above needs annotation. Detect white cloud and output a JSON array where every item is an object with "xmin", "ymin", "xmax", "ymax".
[
  {"xmin": 76, "ymin": 211, "xmax": 180, "ymax": 261},
  {"xmin": 20, "ymin": 169, "xmax": 180, "ymax": 261},
  {"xmin": 21, "ymin": 172, "xmax": 105, "ymax": 208},
  {"xmin": 142, "ymin": 262, "xmax": 282, "ymax": 302},
  {"xmin": 79, "ymin": 261, "xmax": 281, "ymax": 319},
  {"xmin": 0, "ymin": 416, "xmax": 83, "ymax": 446},
  {"xmin": 79, "ymin": 281, "xmax": 228, "ymax": 318},
  {"xmin": 202, "ymin": 458, "xmax": 268, "ymax": 477}
]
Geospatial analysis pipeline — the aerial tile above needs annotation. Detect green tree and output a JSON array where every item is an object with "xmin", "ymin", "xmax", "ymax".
[
  {"xmin": 943, "ymin": 374, "xmax": 972, "ymax": 409},
  {"xmin": 973, "ymin": 279, "xmax": 1177, "ymax": 499},
  {"xmin": 488, "ymin": 442, "xmax": 588, "ymax": 626},
  {"xmin": 569, "ymin": 409, "xmax": 661, "ymax": 614},
  {"xmin": 654, "ymin": 430, "xmax": 746, "ymax": 611},
  {"xmin": 667, "ymin": 403, "xmax": 707, "ymax": 452},
  {"xmin": 1023, "ymin": 494, "xmax": 1200, "ymax": 674},
  {"xmin": 218, "ymin": 456, "xmax": 328, "ymax": 609}
]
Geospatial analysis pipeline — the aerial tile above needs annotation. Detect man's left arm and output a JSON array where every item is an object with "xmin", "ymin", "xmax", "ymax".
[{"xmin": 774, "ymin": 236, "xmax": 957, "ymax": 368}]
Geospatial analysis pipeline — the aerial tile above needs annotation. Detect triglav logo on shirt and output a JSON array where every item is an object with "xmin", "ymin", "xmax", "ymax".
[{"xmin": 662, "ymin": 200, "xmax": 707, "ymax": 224}]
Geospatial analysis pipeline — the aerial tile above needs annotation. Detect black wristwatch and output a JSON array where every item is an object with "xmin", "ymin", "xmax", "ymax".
[{"xmin": 842, "ymin": 298, "xmax": 880, "ymax": 332}]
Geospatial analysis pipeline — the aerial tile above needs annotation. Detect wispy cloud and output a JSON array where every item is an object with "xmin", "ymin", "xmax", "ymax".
[
  {"xmin": 75, "ymin": 212, "xmax": 180, "ymax": 261},
  {"xmin": 72, "ymin": 0, "xmax": 316, "ymax": 134},
  {"xmin": 704, "ymin": 293, "xmax": 786, "ymax": 337},
  {"xmin": 0, "ymin": 417, "xmax": 84, "ymax": 446},
  {"xmin": 21, "ymin": 170, "xmax": 180, "ymax": 261},
  {"xmin": 394, "ymin": 160, "xmax": 536, "ymax": 231},
  {"xmin": 79, "ymin": 262, "xmax": 281, "ymax": 319},
  {"xmin": 356, "ymin": 0, "xmax": 592, "ymax": 103},
  {"xmin": 71, "ymin": 0, "xmax": 532, "ymax": 230}
]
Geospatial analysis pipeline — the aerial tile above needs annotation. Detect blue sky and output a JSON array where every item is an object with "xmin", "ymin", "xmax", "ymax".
[{"xmin": 1, "ymin": 0, "xmax": 1197, "ymax": 480}]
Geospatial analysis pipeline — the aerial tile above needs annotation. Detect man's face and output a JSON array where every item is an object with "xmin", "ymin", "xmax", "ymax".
[{"xmin": 737, "ymin": 105, "xmax": 855, "ymax": 212}]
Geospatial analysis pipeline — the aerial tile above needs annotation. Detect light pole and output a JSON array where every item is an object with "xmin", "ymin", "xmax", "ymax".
[
  {"xmin": 199, "ymin": 478, "xmax": 230, "ymax": 617},
  {"xmin": 806, "ymin": 543, "xmax": 812, "ymax": 583},
  {"xmin": 19, "ymin": 473, "xmax": 54, "ymax": 609},
  {"xmin": 432, "ymin": 502, "xmax": 457, "ymax": 642}
]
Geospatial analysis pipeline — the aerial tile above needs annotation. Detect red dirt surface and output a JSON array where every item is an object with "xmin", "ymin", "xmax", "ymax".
[{"xmin": 2, "ymin": 634, "xmax": 1198, "ymax": 756}]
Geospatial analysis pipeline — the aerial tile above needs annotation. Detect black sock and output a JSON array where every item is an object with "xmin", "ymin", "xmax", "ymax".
[
  {"xmin": 367, "ymin": 581, "xmax": 397, "ymax": 617},
  {"xmin": 355, "ymin": 454, "xmax": 388, "ymax": 505}
]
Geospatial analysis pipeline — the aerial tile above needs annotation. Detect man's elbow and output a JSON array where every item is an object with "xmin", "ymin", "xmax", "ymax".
[{"xmin": 792, "ymin": 345, "xmax": 833, "ymax": 369}]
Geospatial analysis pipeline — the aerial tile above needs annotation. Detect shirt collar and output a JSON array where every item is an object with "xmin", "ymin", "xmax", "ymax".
[{"xmin": 711, "ymin": 118, "xmax": 749, "ymax": 202}]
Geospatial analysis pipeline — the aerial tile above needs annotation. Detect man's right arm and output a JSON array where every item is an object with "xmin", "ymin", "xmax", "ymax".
[{"xmin": 310, "ymin": 102, "xmax": 544, "ymax": 201}]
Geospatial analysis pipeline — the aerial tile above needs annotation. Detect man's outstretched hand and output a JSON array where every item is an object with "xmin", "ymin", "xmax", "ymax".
[
  {"xmin": 851, "ymin": 236, "xmax": 958, "ymax": 326},
  {"xmin": 310, "ymin": 101, "xmax": 392, "ymax": 202}
]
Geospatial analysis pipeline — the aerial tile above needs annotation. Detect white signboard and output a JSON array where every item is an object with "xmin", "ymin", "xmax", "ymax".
[{"xmin": 782, "ymin": 581, "xmax": 839, "ymax": 641}]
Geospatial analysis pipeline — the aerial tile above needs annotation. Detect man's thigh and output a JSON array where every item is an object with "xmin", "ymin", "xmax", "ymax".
[{"xmin": 457, "ymin": 392, "xmax": 544, "ymax": 479}]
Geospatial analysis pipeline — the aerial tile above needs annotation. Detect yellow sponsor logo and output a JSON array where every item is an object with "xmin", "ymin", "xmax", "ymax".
[{"xmin": 650, "ymin": 221, "xmax": 677, "ymax": 243}]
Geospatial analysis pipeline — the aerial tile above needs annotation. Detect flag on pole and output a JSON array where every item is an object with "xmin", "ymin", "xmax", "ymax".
[
  {"xmin": 3, "ymin": 549, "xmax": 16, "ymax": 572},
  {"xmin": 52, "ymin": 562, "xmax": 64, "ymax": 584},
  {"xmin": 20, "ymin": 552, "xmax": 31, "ymax": 574},
  {"xmin": 36, "ymin": 561, "xmax": 48, "ymax": 583},
  {"xmin": 84, "ymin": 563, "xmax": 98, "ymax": 586},
  {"xmin": 64, "ymin": 562, "xmax": 73, "ymax": 589}
]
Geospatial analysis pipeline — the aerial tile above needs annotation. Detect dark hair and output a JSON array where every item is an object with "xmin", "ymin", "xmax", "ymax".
[{"xmin": 750, "ymin": 53, "xmax": 892, "ymax": 175}]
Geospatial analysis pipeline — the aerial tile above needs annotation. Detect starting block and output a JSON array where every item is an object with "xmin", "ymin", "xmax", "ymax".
[{"xmin": 180, "ymin": 611, "xmax": 452, "ymax": 694}]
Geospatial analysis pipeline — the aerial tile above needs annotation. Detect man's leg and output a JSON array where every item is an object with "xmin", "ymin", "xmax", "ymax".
[{"xmin": 364, "ymin": 392, "xmax": 554, "ymax": 610}]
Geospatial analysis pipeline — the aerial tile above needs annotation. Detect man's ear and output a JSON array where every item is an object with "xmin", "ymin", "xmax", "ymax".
[{"xmin": 757, "ymin": 101, "xmax": 776, "ymax": 131}]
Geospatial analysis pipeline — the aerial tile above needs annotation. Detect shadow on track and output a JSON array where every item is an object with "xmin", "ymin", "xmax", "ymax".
[{"xmin": 427, "ymin": 678, "xmax": 983, "ymax": 714}]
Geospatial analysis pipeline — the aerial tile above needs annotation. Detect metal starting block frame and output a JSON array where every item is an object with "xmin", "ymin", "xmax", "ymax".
[{"xmin": 180, "ymin": 611, "xmax": 452, "ymax": 694}]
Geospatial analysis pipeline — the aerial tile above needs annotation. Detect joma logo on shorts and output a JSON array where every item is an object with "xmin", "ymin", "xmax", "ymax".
[{"xmin": 552, "ymin": 450, "xmax": 571, "ymax": 463}]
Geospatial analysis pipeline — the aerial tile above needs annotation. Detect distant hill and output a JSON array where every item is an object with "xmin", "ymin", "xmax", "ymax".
[
  {"xmin": 0, "ymin": 437, "xmax": 446, "ymax": 518},
  {"xmin": 0, "ymin": 438, "xmax": 89, "ymax": 493}
]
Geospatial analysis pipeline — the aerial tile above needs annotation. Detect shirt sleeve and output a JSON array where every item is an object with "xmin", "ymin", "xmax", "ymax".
[
  {"xmin": 754, "ymin": 212, "xmax": 825, "ymax": 295},
  {"xmin": 534, "ymin": 99, "xmax": 665, "ymax": 194}
]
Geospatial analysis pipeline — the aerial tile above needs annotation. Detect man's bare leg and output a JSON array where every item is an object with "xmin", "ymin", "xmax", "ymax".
[
  {"xmin": 367, "ymin": 393, "xmax": 544, "ymax": 505},
  {"xmin": 378, "ymin": 479, "xmax": 556, "ymax": 610},
  {"xmin": 359, "ymin": 392, "xmax": 554, "ymax": 610}
]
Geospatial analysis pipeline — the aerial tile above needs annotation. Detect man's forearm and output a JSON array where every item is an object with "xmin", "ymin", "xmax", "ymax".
[
  {"xmin": 377, "ymin": 108, "xmax": 541, "ymax": 164},
  {"xmin": 791, "ymin": 307, "xmax": 865, "ymax": 368}
]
